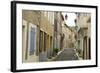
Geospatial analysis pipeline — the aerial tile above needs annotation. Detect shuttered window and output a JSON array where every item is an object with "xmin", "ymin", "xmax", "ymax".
[{"xmin": 29, "ymin": 27, "xmax": 36, "ymax": 55}]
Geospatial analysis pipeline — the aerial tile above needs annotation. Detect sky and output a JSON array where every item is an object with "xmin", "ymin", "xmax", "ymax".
[{"xmin": 62, "ymin": 12, "xmax": 76, "ymax": 27}]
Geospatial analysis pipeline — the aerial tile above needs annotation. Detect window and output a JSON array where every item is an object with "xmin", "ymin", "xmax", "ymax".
[
  {"xmin": 29, "ymin": 27, "xmax": 36, "ymax": 55},
  {"xmin": 50, "ymin": 36, "xmax": 53, "ymax": 48}
]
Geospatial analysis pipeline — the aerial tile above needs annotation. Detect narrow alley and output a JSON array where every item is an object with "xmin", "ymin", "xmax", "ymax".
[{"xmin": 22, "ymin": 10, "xmax": 91, "ymax": 63}]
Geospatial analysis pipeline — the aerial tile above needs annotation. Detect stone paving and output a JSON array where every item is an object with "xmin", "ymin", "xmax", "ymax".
[{"xmin": 53, "ymin": 48, "xmax": 79, "ymax": 61}]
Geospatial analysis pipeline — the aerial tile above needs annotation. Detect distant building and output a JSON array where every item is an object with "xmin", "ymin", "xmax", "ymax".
[{"xmin": 60, "ymin": 13, "xmax": 76, "ymax": 49}]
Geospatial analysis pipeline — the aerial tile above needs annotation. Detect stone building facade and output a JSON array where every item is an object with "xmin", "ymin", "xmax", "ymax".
[
  {"xmin": 22, "ymin": 10, "xmax": 54, "ymax": 62},
  {"xmin": 76, "ymin": 13, "xmax": 91, "ymax": 59}
]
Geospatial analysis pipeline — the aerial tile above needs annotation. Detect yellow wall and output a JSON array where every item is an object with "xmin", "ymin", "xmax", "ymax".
[
  {"xmin": 76, "ymin": 13, "xmax": 91, "ymax": 59},
  {"xmin": 40, "ymin": 13, "xmax": 53, "ymax": 36},
  {"xmin": 22, "ymin": 10, "xmax": 54, "ymax": 62}
]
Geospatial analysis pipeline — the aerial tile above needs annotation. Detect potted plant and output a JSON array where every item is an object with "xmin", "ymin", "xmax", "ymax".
[{"xmin": 53, "ymin": 48, "xmax": 59, "ymax": 56}]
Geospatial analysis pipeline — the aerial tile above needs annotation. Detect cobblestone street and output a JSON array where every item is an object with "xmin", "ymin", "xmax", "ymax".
[{"xmin": 53, "ymin": 48, "xmax": 79, "ymax": 61}]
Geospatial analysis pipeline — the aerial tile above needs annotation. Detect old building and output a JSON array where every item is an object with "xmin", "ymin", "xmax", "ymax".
[
  {"xmin": 22, "ymin": 10, "xmax": 40, "ymax": 62},
  {"xmin": 39, "ymin": 11, "xmax": 54, "ymax": 61},
  {"xmin": 53, "ymin": 12, "xmax": 62, "ymax": 50},
  {"xmin": 22, "ymin": 10, "xmax": 54, "ymax": 62},
  {"xmin": 76, "ymin": 13, "xmax": 91, "ymax": 59}
]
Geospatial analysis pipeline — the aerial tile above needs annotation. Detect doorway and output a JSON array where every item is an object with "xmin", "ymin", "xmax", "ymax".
[
  {"xmin": 83, "ymin": 36, "xmax": 87, "ymax": 59},
  {"xmin": 88, "ymin": 38, "xmax": 91, "ymax": 59}
]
